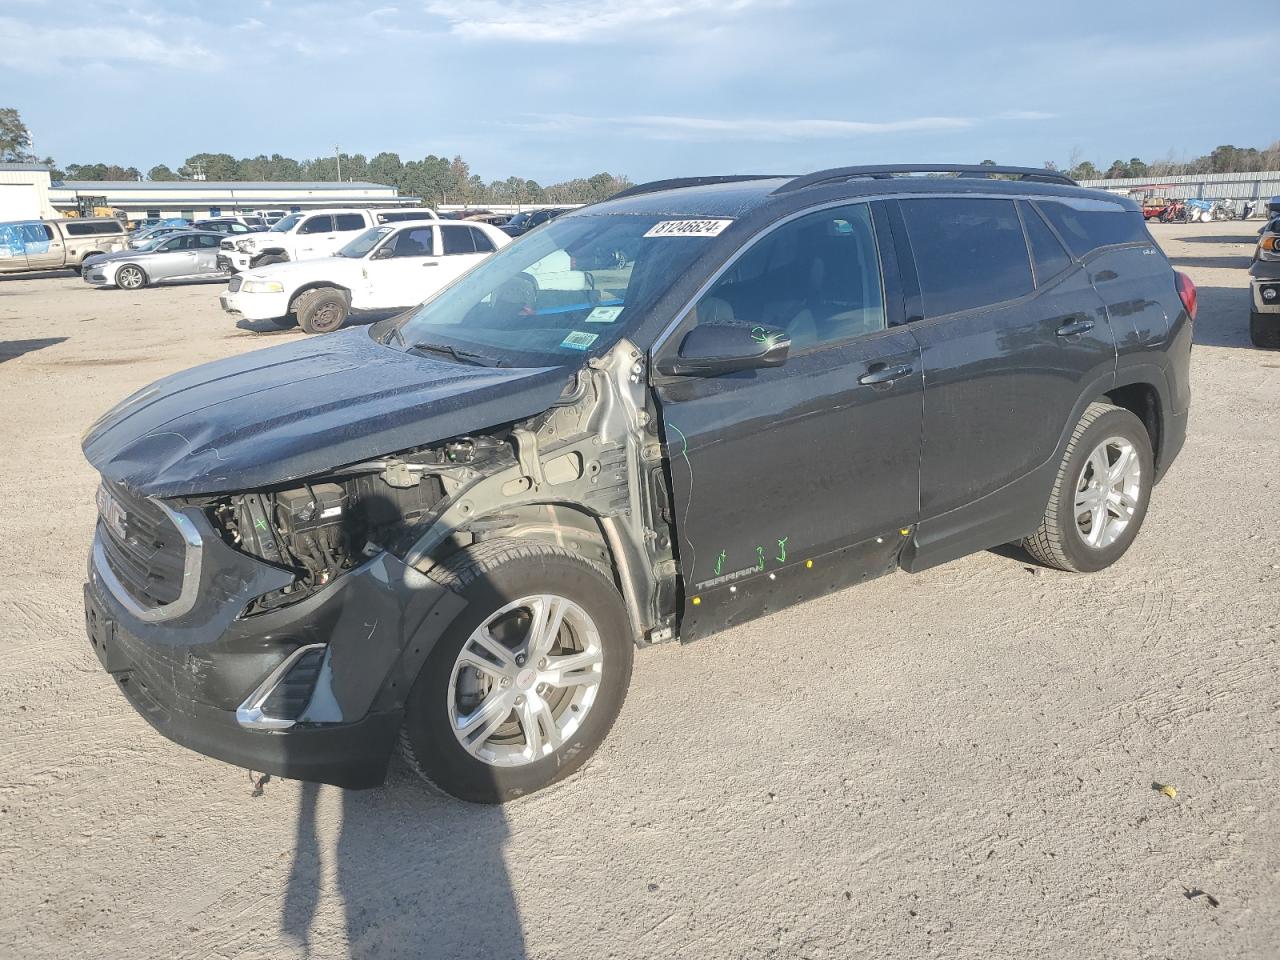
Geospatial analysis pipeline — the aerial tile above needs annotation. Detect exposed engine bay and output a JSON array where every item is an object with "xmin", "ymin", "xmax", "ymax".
[{"xmin": 199, "ymin": 340, "xmax": 679, "ymax": 635}]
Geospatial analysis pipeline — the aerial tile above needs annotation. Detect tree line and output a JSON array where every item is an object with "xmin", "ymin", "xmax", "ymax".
[
  {"xmin": 1049, "ymin": 139, "xmax": 1280, "ymax": 181},
  {"xmin": 2, "ymin": 107, "xmax": 630, "ymax": 206}
]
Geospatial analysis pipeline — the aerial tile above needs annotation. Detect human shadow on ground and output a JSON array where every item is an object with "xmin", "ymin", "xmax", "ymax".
[
  {"xmin": 282, "ymin": 769, "xmax": 526, "ymax": 959},
  {"xmin": 0, "ymin": 337, "xmax": 67, "ymax": 362}
]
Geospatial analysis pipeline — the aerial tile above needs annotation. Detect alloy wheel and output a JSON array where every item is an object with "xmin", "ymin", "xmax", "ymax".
[
  {"xmin": 447, "ymin": 594, "xmax": 604, "ymax": 767},
  {"xmin": 118, "ymin": 267, "xmax": 143, "ymax": 289},
  {"xmin": 1074, "ymin": 435, "xmax": 1141, "ymax": 549}
]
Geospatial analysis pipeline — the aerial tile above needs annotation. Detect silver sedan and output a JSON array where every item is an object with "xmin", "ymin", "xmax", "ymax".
[{"xmin": 82, "ymin": 231, "xmax": 229, "ymax": 289}]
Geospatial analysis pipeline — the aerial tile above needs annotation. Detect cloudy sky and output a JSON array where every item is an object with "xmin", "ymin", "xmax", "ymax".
[{"xmin": 3, "ymin": 0, "xmax": 1276, "ymax": 183}]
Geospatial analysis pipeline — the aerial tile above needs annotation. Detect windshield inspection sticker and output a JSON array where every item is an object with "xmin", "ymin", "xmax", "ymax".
[
  {"xmin": 561, "ymin": 331, "xmax": 599, "ymax": 351},
  {"xmin": 586, "ymin": 305, "xmax": 624, "ymax": 323},
  {"xmin": 644, "ymin": 219, "xmax": 734, "ymax": 238}
]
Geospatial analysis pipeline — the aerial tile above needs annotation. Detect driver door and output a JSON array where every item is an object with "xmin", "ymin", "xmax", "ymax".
[
  {"xmin": 152, "ymin": 235, "xmax": 199, "ymax": 279},
  {"xmin": 362, "ymin": 225, "xmax": 442, "ymax": 309},
  {"xmin": 652, "ymin": 202, "xmax": 923, "ymax": 640}
]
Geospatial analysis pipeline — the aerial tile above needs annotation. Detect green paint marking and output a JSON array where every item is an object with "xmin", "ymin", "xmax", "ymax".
[
  {"xmin": 750, "ymin": 325, "xmax": 768, "ymax": 343},
  {"xmin": 254, "ymin": 518, "xmax": 268, "ymax": 531},
  {"xmin": 714, "ymin": 549, "xmax": 727, "ymax": 576},
  {"xmin": 756, "ymin": 546, "xmax": 765, "ymax": 571},
  {"xmin": 775, "ymin": 537, "xmax": 788, "ymax": 563}
]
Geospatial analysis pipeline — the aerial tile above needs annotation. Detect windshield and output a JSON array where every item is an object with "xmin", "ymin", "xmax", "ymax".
[
  {"xmin": 339, "ymin": 225, "xmax": 394, "ymax": 258},
  {"xmin": 270, "ymin": 214, "xmax": 302, "ymax": 233},
  {"xmin": 393, "ymin": 213, "xmax": 722, "ymax": 367}
]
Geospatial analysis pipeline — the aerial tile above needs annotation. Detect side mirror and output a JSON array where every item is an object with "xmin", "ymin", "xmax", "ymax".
[
  {"xmin": 370, "ymin": 245, "xmax": 395, "ymax": 260},
  {"xmin": 657, "ymin": 324, "xmax": 790, "ymax": 377}
]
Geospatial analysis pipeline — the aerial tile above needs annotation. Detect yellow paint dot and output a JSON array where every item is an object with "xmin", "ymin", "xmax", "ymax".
[
  {"xmin": 691, "ymin": 596, "xmax": 701, "ymax": 606},
  {"xmin": 805, "ymin": 559, "xmax": 814, "ymax": 569},
  {"xmin": 899, "ymin": 528, "xmax": 910, "ymax": 536}
]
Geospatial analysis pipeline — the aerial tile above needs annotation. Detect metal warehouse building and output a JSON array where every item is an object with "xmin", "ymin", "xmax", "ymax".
[
  {"xmin": 0, "ymin": 163, "xmax": 58, "ymax": 220},
  {"xmin": 1079, "ymin": 169, "xmax": 1280, "ymax": 204},
  {"xmin": 47, "ymin": 179, "xmax": 420, "ymax": 220}
]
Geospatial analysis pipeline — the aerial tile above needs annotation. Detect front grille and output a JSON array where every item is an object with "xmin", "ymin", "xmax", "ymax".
[
  {"xmin": 227, "ymin": 275, "xmax": 242, "ymax": 292},
  {"xmin": 98, "ymin": 483, "xmax": 187, "ymax": 608}
]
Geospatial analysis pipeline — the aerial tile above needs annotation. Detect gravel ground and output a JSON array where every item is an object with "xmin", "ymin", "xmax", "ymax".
[{"xmin": 0, "ymin": 221, "xmax": 1276, "ymax": 960}]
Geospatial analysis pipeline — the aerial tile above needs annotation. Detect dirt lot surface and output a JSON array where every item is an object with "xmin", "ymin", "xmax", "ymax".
[{"xmin": 1, "ymin": 221, "xmax": 1276, "ymax": 960}]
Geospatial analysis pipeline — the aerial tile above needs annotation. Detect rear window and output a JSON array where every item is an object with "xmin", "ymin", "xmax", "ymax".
[
  {"xmin": 334, "ymin": 213, "xmax": 366, "ymax": 231},
  {"xmin": 1035, "ymin": 199, "xmax": 1150, "ymax": 258},
  {"xmin": 441, "ymin": 225, "xmax": 478, "ymax": 255},
  {"xmin": 64, "ymin": 221, "xmax": 123, "ymax": 236},
  {"xmin": 900, "ymin": 197, "xmax": 1033, "ymax": 317}
]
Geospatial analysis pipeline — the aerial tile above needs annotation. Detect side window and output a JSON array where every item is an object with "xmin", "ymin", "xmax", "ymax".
[
  {"xmin": 197, "ymin": 234, "xmax": 222, "ymax": 248},
  {"xmin": 441, "ymin": 225, "xmax": 478, "ymax": 255},
  {"xmin": 65, "ymin": 222, "xmax": 92, "ymax": 237},
  {"xmin": 299, "ymin": 215, "xmax": 333, "ymax": 234},
  {"xmin": 900, "ymin": 197, "xmax": 1033, "ymax": 317},
  {"xmin": 689, "ymin": 203, "xmax": 886, "ymax": 350},
  {"xmin": 1035, "ymin": 200, "xmax": 1151, "ymax": 258},
  {"xmin": 156, "ymin": 237, "xmax": 181, "ymax": 252},
  {"xmin": 390, "ymin": 227, "xmax": 435, "ymax": 258},
  {"xmin": 95, "ymin": 222, "xmax": 123, "ymax": 235},
  {"xmin": 469, "ymin": 226, "xmax": 496, "ymax": 253},
  {"xmin": 229, "ymin": 223, "xmax": 248, "ymax": 233},
  {"xmin": 1019, "ymin": 201, "xmax": 1073, "ymax": 284},
  {"xmin": 334, "ymin": 213, "xmax": 366, "ymax": 232}
]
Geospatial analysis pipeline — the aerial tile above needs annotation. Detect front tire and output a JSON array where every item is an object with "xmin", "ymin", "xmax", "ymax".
[
  {"xmin": 1250, "ymin": 310, "xmax": 1280, "ymax": 349},
  {"xmin": 401, "ymin": 539, "xmax": 633, "ymax": 804},
  {"xmin": 1023, "ymin": 402, "xmax": 1154, "ymax": 573},
  {"xmin": 115, "ymin": 264, "xmax": 147, "ymax": 290},
  {"xmin": 293, "ymin": 287, "xmax": 350, "ymax": 334}
]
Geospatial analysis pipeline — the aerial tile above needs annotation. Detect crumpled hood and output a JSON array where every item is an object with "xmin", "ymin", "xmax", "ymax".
[{"xmin": 83, "ymin": 328, "xmax": 573, "ymax": 498}]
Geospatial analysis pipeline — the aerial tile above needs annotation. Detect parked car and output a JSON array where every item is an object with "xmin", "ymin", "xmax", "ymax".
[
  {"xmin": 0, "ymin": 218, "xmax": 128, "ymax": 274},
  {"xmin": 500, "ymin": 207, "xmax": 570, "ymax": 237},
  {"xmin": 128, "ymin": 224, "xmax": 193, "ymax": 248},
  {"xmin": 192, "ymin": 218, "xmax": 263, "ymax": 236},
  {"xmin": 219, "ymin": 219, "xmax": 510, "ymax": 333},
  {"xmin": 82, "ymin": 230, "xmax": 228, "ymax": 289},
  {"xmin": 1250, "ymin": 217, "xmax": 1280, "ymax": 347},
  {"xmin": 81, "ymin": 164, "xmax": 1193, "ymax": 803},
  {"xmin": 218, "ymin": 208, "xmax": 438, "ymax": 272}
]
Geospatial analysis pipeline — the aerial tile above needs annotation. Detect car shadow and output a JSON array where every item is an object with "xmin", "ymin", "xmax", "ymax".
[
  {"xmin": 0, "ymin": 269, "xmax": 77, "ymax": 282},
  {"xmin": 235, "ymin": 318, "xmax": 298, "ymax": 335},
  {"xmin": 0, "ymin": 337, "xmax": 68, "ymax": 363},
  {"xmin": 1175, "ymin": 233, "xmax": 1263, "ymax": 245},
  {"xmin": 1167, "ymin": 255, "xmax": 1255, "ymax": 270},
  {"xmin": 281, "ymin": 768, "xmax": 526, "ymax": 959}
]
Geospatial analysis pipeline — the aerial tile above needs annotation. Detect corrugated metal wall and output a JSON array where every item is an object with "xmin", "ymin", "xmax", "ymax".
[
  {"xmin": 1078, "ymin": 170, "xmax": 1280, "ymax": 203},
  {"xmin": 0, "ymin": 169, "xmax": 55, "ymax": 219}
]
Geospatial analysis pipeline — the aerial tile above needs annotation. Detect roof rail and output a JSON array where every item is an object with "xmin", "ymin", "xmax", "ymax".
[
  {"xmin": 609, "ymin": 174, "xmax": 787, "ymax": 201},
  {"xmin": 773, "ymin": 164, "xmax": 1077, "ymax": 194}
]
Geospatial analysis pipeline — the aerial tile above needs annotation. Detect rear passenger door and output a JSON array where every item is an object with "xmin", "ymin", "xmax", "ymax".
[
  {"xmin": 436, "ymin": 224, "xmax": 496, "ymax": 287},
  {"xmin": 892, "ymin": 196, "xmax": 1115, "ymax": 566},
  {"xmin": 654, "ymin": 203, "xmax": 923, "ymax": 640},
  {"xmin": 363, "ymin": 225, "xmax": 440, "ymax": 309},
  {"xmin": 294, "ymin": 214, "xmax": 335, "ymax": 259}
]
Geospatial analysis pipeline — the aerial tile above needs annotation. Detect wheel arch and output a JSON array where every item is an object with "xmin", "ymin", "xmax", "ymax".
[{"xmin": 1099, "ymin": 368, "xmax": 1171, "ymax": 471}]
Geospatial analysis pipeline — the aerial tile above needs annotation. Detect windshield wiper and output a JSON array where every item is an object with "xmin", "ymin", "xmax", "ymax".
[{"xmin": 409, "ymin": 341, "xmax": 505, "ymax": 367}]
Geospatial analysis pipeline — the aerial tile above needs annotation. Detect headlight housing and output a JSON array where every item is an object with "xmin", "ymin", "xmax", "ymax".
[
  {"xmin": 235, "ymin": 238, "xmax": 256, "ymax": 253},
  {"xmin": 241, "ymin": 280, "xmax": 285, "ymax": 294}
]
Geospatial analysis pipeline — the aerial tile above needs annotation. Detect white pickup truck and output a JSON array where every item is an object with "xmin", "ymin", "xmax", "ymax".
[
  {"xmin": 216, "ymin": 207, "xmax": 438, "ymax": 273},
  {"xmin": 219, "ymin": 219, "xmax": 512, "ymax": 333}
]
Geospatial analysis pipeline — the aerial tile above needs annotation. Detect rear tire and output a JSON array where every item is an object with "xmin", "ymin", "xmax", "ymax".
[
  {"xmin": 1250, "ymin": 311, "xmax": 1280, "ymax": 349},
  {"xmin": 1023, "ymin": 402, "xmax": 1153, "ymax": 573},
  {"xmin": 400, "ymin": 538, "xmax": 633, "ymax": 804},
  {"xmin": 115, "ymin": 264, "xmax": 147, "ymax": 290},
  {"xmin": 293, "ymin": 287, "xmax": 350, "ymax": 334}
]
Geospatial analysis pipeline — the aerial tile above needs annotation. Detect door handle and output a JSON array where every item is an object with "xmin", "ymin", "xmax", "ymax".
[
  {"xmin": 422, "ymin": 261, "xmax": 438, "ymax": 267},
  {"xmin": 1055, "ymin": 318, "xmax": 1095, "ymax": 337},
  {"xmin": 859, "ymin": 363, "xmax": 913, "ymax": 385}
]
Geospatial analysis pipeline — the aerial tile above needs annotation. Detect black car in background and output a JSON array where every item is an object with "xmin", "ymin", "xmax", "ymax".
[
  {"xmin": 500, "ymin": 206, "xmax": 571, "ymax": 237},
  {"xmin": 82, "ymin": 165, "xmax": 1193, "ymax": 803}
]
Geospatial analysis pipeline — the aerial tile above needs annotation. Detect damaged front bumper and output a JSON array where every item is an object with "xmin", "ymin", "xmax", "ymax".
[{"xmin": 84, "ymin": 505, "xmax": 463, "ymax": 788}]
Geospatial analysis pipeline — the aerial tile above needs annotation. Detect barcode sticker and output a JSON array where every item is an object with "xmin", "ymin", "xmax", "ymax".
[{"xmin": 643, "ymin": 219, "xmax": 734, "ymax": 238}]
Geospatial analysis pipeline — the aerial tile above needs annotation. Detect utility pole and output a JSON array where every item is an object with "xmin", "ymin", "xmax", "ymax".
[{"xmin": 335, "ymin": 145, "xmax": 342, "ymax": 182}]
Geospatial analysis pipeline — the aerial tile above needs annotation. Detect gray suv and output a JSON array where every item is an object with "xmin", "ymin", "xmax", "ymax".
[{"xmin": 82, "ymin": 165, "xmax": 1193, "ymax": 802}]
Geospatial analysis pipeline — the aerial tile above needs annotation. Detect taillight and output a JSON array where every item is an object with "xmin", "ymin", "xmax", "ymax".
[{"xmin": 1174, "ymin": 270, "xmax": 1197, "ymax": 321}]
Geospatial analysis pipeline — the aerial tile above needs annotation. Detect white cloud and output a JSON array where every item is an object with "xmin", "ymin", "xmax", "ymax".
[
  {"xmin": 425, "ymin": 0, "xmax": 784, "ymax": 43},
  {"xmin": 0, "ymin": 16, "xmax": 220, "ymax": 69},
  {"xmin": 996, "ymin": 110, "xmax": 1057, "ymax": 121},
  {"xmin": 512, "ymin": 112, "xmax": 975, "ymax": 142}
]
